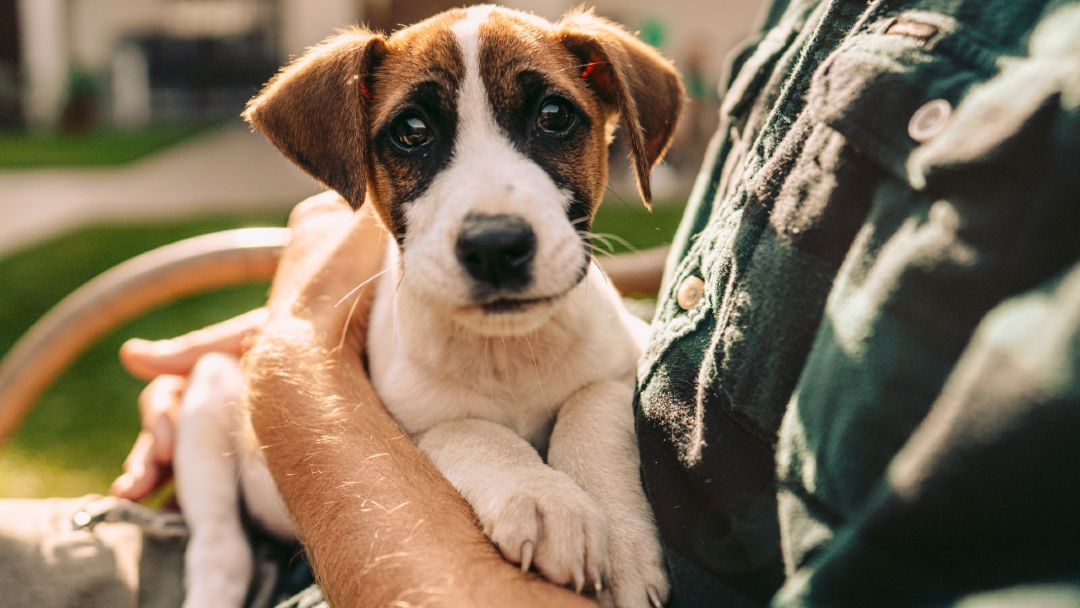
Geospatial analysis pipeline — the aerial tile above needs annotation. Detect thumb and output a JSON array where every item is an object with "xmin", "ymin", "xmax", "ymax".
[{"xmin": 120, "ymin": 308, "xmax": 268, "ymax": 381}]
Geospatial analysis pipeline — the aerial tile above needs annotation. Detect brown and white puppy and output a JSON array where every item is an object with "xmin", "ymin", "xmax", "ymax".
[{"xmin": 174, "ymin": 5, "xmax": 683, "ymax": 608}]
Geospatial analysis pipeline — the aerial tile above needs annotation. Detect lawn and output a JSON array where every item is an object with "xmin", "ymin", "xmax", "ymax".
[
  {"xmin": 0, "ymin": 123, "xmax": 219, "ymax": 168},
  {"xmin": 0, "ymin": 200, "xmax": 685, "ymax": 499}
]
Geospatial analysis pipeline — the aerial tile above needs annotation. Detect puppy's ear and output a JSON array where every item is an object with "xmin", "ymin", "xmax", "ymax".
[
  {"xmin": 244, "ymin": 29, "xmax": 387, "ymax": 209},
  {"xmin": 556, "ymin": 10, "xmax": 684, "ymax": 205}
]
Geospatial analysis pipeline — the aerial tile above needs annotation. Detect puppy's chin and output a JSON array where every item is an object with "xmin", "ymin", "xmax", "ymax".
[{"xmin": 450, "ymin": 296, "xmax": 563, "ymax": 337}]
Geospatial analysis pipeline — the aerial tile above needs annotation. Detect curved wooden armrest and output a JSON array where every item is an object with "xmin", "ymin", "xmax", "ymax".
[{"xmin": 0, "ymin": 227, "xmax": 289, "ymax": 445}]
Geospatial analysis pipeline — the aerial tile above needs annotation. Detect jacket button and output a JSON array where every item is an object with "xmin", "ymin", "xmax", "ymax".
[
  {"xmin": 677, "ymin": 276, "xmax": 705, "ymax": 310},
  {"xmin": 908, "ymin": 99, "xmax": 952, "ymax": 143}
]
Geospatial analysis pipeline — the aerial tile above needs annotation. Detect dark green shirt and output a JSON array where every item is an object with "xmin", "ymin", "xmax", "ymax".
[{"xmin": 635, "ymin": 1, "xmax": 1080, "ymax": 606}]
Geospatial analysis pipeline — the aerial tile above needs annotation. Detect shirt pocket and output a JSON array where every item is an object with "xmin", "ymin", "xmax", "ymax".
[
  {"xmin": 807, "ymin": 11, "xmax": 1001, "ymax": 188},
  {"xmin": 813, "ymin": 8, "xmax": 1080, "ymax": 293}
]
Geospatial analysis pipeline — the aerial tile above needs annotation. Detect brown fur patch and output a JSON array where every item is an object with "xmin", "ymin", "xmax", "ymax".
[
  {"xmin": 555, "ymin": 9, "xmax": 685, "ymax": 205},
  {"xmin": 243, "ymin": 28, "xmax": 387, "ymax": 210},
  {"xmin": 244, "ymin": 13, "xmax": 467, "ymax": 240},
  {"xmin": 366, "ymin": 10, "xmax": 466, "ymax": 239},
  {"xmin": 478, "ymin": 10, "xmax": 612, "ymax": 229}
]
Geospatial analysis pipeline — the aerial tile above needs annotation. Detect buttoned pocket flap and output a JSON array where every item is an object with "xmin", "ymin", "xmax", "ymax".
[{"xmin": 808, "ymin": 12, "xmax": 996, "ymax": 185}]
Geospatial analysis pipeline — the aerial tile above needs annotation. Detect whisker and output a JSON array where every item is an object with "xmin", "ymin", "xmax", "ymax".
[
  {"xmin": 582, "ymin": 243, "xmax": 617, "ymax": 259},
  {"xmin": 583, "ymin": 231, "xmax": 640, "ymax": 253},
  {"xmin": 604, "ymin": 178, "xmax": 650, "ymax": 223},
  {"xmin": 592, "ymin": 258, "xmax": 610, "ymax": 284},
  {"xmin": 500, "ymin": 336, "xmax": 515, "ymax": 403},
  {"xmin": 579, "ymin": 231, "xmax": 616, "ymax": 253},
  {"xmin": 393, "ymin": 269, "xmax": 404, "ymax": 345},
  {"xmin": 485, "ymin": 338, "xmax": 495, "ymax": 404},
  {"xmin": 524, "ymin": 333, "xmax": 552, "ymax": 421},
  {"xmin": 337, "ymin": 285, "xmax": 365, "ymax": 353},
  {"xmin": 335, "ymin": 268, "xmax": 390, "ymax": 307}
]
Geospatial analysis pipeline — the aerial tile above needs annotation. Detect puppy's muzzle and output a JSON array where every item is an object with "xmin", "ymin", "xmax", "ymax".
[{"xmin": 456, "ymin": 213, "xmax": 536, "ymax": 296}]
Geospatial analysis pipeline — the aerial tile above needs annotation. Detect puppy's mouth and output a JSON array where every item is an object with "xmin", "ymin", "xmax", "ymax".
[
  {"xmin": 483, "ymin": 295, "xmax": 561, "ymax": 313},
  {"xmin": 474, "ymin": 261, "xmax": 589, "ymax": 314},
  {"xmin": 480, "ymin": 294, "xmax": 560, "ymax": 314}
]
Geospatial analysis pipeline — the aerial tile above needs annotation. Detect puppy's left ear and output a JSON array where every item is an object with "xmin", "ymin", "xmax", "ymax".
[
  {"xmin": 244, "ymin": 29, "xmax": 387, "ymax": 209},
  {"xmin": 557, "ymin": 11, "xmax": 684, "ymax": 205}
]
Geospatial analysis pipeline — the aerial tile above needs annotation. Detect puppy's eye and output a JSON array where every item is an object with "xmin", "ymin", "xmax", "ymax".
[
  {"xmin": 537, "ymin": 97, "xmax": 575, "ymax": 133},
  {"xmin": 392, "ymin": 115, "xmax": 432, "ymax": 149}
]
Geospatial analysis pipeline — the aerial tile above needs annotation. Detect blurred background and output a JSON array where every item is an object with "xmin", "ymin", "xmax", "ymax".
[{"xmin": 0, "ymin": 0, "xmax": 764, "ymax": 499}]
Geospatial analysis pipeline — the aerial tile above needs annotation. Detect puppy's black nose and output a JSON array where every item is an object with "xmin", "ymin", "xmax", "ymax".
[{"xmin": 456, "ymin": 214, "xmax": 536, "ymax": 292}]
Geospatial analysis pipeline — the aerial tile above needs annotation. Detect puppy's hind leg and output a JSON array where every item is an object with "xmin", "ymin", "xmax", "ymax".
[{"xmin": 175, "ymin": 353, "xmax": 253, "ymax": 608}]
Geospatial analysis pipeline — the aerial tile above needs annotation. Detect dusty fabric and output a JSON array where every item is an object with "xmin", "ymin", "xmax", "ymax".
[
  {"xmin": 0, "ymin": 495, "xmax": 184, "ymax": 608},
  {"xmin": 635, "ymin": 0, "xmax": 1080, "ymax": 606},
  {"xmin": 0, "ymin": 495, "xmax": 309, "ymax": 608}
]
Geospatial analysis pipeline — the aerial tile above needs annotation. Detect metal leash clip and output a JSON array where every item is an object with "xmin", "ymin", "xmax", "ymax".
[{"xmin": 71, "ymin": 495, "xmax": 188, "ymax": 538}]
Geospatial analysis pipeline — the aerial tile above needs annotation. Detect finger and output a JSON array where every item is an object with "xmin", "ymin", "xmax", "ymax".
[
  {"xmin": 136, "ymin": 375, "xmax": 186, "ymax": 462},
  {"xmin": 120, "ymin": 308, "xmax": 268, "ymax": 380},
  {"xmin": 110, "ymin": 430, "xmax": 161, "ymax": 500}
]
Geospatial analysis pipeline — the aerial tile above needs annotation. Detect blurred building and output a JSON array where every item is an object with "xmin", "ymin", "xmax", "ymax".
[
  {"xmin": 5, "ymin": 0, "xmax": 762, "ymax": 131},
  {"xmin": 8, "ymin": 0, "xmax": 361, "ymax": 129},
  {"xmin": 4, "ymin": 0, "xmax": 762, "ymax": 195}
]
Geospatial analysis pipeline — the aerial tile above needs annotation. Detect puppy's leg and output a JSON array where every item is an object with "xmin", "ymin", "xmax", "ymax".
[
  {"xmin": 549, "ymin": 380, "xmax": 670, "ymax": 608},
  {"xmin": 175, "ymin": 353, "xmax": 252, "ymax": 608},
  {"xmin": 418, "ymin": 419, "xmax": 609, "ymax": 591},
  {"xmin": 239, "ymin": 447, "xmax": 298, "ymax": 541}
]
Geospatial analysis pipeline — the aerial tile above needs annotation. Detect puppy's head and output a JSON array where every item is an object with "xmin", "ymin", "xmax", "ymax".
[{"xmin": 245, "ymin": 6, "xmax": 683, "ymax": 335}]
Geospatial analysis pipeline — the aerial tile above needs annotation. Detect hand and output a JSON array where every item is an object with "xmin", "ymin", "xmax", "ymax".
[
  {"xmin": 109, "ymin": 308, "xmax": 267, "ymax": 500},
  {"xmin": 109, "ymin": 187, "xmax": 367, "ymax": 503}
]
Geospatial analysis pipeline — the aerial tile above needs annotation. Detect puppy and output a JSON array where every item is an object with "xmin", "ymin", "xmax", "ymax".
[{"xmin": 174, "ymin": 6, "xmax": 683, "ymax": 608}]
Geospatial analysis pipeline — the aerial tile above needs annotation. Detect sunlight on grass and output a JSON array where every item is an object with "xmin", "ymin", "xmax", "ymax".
[{"xmin": 0, "ymin": 123, "xmax": 219, "ymax": 168}]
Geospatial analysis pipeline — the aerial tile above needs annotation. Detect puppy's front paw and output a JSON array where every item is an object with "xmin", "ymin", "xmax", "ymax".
[
  {"xmin": 600, "ymin": 516, "xmax": 670, "ymax": 608},
  {"xmin": 482, "ymin": 470, "xmax": 609, "ymax": 593}
]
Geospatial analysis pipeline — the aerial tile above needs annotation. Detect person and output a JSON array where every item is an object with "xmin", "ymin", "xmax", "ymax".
[{"xmin": 111, "ymin": 0, "xmax": 1080, "ymax": 606}]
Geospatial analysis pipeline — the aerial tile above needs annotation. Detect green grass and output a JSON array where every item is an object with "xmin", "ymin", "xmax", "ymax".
[
  {"xmin": 0, "ymin": 199, "xmax": 685, "ymax": 499},
  {"xmin": 0, "ymin": 123, "xmax": 219, "ymax": 168}
]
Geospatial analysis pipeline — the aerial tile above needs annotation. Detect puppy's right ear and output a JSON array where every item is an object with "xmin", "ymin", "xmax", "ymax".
[{"xmin": 244, "ymin": 29, "xmax": 387, "ymax": 210}]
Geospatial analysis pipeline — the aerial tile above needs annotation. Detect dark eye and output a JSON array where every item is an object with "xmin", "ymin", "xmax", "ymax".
[
  {"xmin": 392, "ymin": 114, "xmax": 432, "ymax": 149},
  {"xmin": 537, "ymin": 97, "xmax": 575, "ymax": 133}
]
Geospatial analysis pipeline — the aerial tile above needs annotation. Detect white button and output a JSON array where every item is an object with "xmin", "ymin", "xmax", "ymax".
[
  {"xmin": 677, "ymin": 276, "xmax": 705, "ymax": 311},
  {"xmin": 908, "ymin": 99, "xmax": 952, "ymax": 143}
]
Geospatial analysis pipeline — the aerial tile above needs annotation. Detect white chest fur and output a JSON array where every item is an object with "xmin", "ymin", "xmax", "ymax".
[{"xmin": 367, "ymin": 242, "xmax": 648, "ymax": 451}]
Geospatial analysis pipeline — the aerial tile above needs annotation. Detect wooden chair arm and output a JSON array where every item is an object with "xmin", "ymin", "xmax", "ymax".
[{"xmin": 0, "ymin": 227, "xmax": 289, "ymax": 444}]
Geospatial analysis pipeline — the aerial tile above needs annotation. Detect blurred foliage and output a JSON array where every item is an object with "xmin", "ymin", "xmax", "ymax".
[
  {"xmin": 592, "ymin": 198, "xmax": 685, "ymax": 253},
  {"xmin": 0, "ymin": 199, "xmax": 685, "ymax": 499},
  {"xmin": 638, "ymin": 17, "xmax": 667, "ymax": 49},
  {"xmin": 0, "ymin": 123, "xmax": 218, "ymax": 168}
]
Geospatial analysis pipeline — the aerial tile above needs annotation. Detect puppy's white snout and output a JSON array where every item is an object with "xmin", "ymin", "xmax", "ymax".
[{"xmin": 455, "ymin": 213, "xmax": 536, "ymax": 295}]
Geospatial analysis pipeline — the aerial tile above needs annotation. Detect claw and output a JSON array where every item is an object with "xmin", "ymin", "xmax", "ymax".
[
  {"xmin": 520, "ymin": 541, "xmax": 534, "ymax": 574},
  {"xmin": 647, "ymin": 585, "xmax": 663, "ymax": 608},
  {"xmin": 589, "ymin": 564, "xmax": 603, "ymax": 593},
  {"xmin": 573, "ymin": 565, "xmax": 585, "ymax": 594}
]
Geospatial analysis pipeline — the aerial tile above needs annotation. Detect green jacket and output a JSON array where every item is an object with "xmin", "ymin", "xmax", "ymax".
[{"xmin": 634, "ymin": 0, "xmax": 1080, "ymax": 606}]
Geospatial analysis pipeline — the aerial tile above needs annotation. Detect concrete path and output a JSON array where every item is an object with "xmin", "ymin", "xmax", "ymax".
[{"xmin": 0, "ymin": 124, "xmax": 321, "ymax": 257}]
